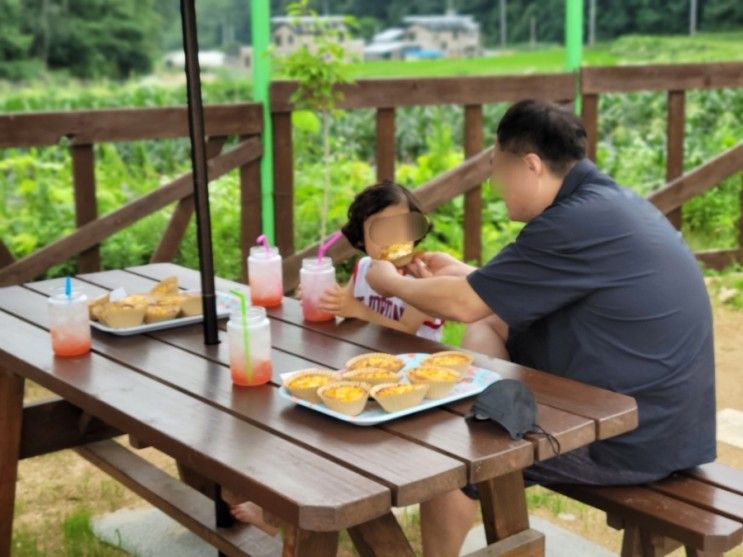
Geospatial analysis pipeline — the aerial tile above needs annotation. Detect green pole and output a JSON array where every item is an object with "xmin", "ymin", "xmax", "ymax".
[
  {"xmin": 251, "ymin": 0, "xmax": 275, "ymax": 243},
  {"xmin": 565, "ymin": 0, "xmax": 583, "ymax": 111}
]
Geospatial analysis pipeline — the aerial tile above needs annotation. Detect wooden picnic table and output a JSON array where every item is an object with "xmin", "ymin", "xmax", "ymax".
[{"xmin": 0, "ymin": 263, "xmax": 639, "ymax": 557}]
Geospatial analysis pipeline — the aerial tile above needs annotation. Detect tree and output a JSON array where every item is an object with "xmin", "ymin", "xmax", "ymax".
[{"xmin": 0, "ymin": 0, "xmax": 39, "ymax": 79}]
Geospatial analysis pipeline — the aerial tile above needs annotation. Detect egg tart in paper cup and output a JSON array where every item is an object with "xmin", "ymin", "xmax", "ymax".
[
  {"xmin": 283, "ymin": 369, "xmax": 340, "ymax": 404},
  {"xmin": 407, "ymin": 366, "xmax": 463, "ymax": 399},
  {"xmin": 345, "ymin": 353, "xmax": 405, "ymax": 373},
  {"xmin": 370, "ymin": 383, "xmax": 429, "ymax": 413},
  {"xmin": 342, "ymin": 367, "xmax": 402, "ymax": 386},
  {"xmin": 317, "ymin": 381, "xmax": 371, "ymax": 416}
]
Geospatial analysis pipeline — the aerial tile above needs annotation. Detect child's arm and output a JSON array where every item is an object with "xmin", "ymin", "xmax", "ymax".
[{"xmin": 319, "ymin": 281, "xmax": 433, "ymax": 335}]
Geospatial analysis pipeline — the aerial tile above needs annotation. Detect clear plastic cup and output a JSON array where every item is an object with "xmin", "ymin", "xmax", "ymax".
[
  {"xmin": 300, "ymin": 257, "xmax": 335, "ymax": 322},
  {"xmin": 227, "ymin": 306, "xmax": 273, "ymax": 386},
  {"xmin": 48, "ymin": 290, "xmax": 91, "ymax": 357},
  {"xmin": 248, "ymin": 246, "xmax": 283, "ymax": 308}
]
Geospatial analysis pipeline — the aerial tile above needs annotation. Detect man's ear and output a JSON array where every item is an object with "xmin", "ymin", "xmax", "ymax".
[{"xmin": 522, "ymin": 153, "xmax": 544, "ymax": 176}]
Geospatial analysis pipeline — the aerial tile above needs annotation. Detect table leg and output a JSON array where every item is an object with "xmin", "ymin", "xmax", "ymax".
[
  {"xmin": 476, "ymin": 471, "xmax": 545, "ymax": 557},
  {"xmin": 282, "ymin": 527, "xmax": 338, "ymax": 557},
  {"xmin": 0, "ymin": 370, "xmax": 24, "ymax": 557},
  {"xmin": 348, "ymin": 512, "xmax": 416, "ymax": 557}
]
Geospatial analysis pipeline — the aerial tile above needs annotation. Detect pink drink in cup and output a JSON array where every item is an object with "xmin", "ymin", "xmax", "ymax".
[
  {"xmin": 48, "ymin": 290, "xmax": 91, "ymax": 357},
  {"xmin": 248, "ymin": 246, "xmax": 283, "ymax": 308},
  {"xmin": 226, "ymin": 306, "xmax": 273, "ymax": 386},
  {"xmin": 300, "ymin": 257, "xmax": 336, "ymax": 322}
]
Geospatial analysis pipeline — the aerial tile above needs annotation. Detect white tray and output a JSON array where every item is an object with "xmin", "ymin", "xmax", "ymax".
[
  {"xmin": 278, "ymin": 353, "xmax": 501, "ymax": 426},
  {"xmin": 91, "ymin": 291, "xmax": 237, "ymax": 336}
]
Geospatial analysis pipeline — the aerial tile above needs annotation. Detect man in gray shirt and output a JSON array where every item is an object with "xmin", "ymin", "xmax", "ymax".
[{"xmin": 365, "ymin": 99, "xmax": 715, "ymax": 557}]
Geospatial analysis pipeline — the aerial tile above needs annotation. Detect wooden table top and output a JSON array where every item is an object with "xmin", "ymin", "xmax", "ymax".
[{"xmin": 0, "ymin": 263, "xmax": 638, "ymax": 533}]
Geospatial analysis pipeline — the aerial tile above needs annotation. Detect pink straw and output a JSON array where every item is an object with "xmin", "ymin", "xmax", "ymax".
[
  {"xmin": 256, "ymin": 234, "xmax": 271, "ymax": 255},
  {"xmin": 318, "ymin": 231, "xmax": 343, "ymax": 262}
]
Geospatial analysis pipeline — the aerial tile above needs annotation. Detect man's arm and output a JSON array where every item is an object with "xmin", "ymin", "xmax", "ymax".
[{"xmin": 367, "ymin": 261, "xmax": 492, "ymax": 324}]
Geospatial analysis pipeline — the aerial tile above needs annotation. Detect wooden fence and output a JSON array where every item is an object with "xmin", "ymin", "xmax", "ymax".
[
  {"xmin": 1, "ymin": 62, "xmax": 742, "ymax": 288},
  {"xmin": 0, "ymin": 104, "xmax": 263, "ymax": 286}
]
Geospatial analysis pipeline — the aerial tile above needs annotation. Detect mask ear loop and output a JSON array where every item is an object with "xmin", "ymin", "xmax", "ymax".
[{"xmin": 530, "ymin": 424, "xmax": 562, "ymax": 456}]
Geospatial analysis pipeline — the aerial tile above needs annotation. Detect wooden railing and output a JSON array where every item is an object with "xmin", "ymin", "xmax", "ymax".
[
  {"xmin": 270, "ymin": 72, "xmax": 577, "ymax": 266},
  {"xmin": 580, "ymin": 62, "xmax": 743, "ymax": 229},
  {"xmin": 0, "ymin": 103, "xmax": 264, "ymax": 287},
  {"xmin": 1, "ymin": 62, "xmax": 742, "ymax": 287}
]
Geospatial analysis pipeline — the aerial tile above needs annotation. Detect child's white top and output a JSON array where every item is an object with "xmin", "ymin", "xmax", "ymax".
[{"xmin": 352, "ymin": 256, "xmax": 444, "ymax": 341}]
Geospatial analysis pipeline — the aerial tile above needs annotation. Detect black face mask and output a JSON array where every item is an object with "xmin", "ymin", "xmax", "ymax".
[{"xmin": 466, "ymin": 379, "xmax": 561, "ymax": 456}]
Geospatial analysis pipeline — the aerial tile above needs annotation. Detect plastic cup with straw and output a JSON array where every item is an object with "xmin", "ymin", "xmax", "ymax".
[
  {"xmin": 229, "ymin": 289, "xmax": 253, "ymax": 385},
  {"xmin": 249, "ymin": 234, "xmax": 283, "ymax": 307},
  {"xmin": 48, "ymin": 275, "xmax": 92, "ymax": 357},
  {"xmin": 299, "ymin": 231, "xmax": 342, "ymax": 322}
]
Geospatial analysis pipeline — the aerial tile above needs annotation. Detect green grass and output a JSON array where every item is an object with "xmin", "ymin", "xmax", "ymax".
[{"xmin": 342, "ymin": 31, "xmax": 743, "ymax": 79}]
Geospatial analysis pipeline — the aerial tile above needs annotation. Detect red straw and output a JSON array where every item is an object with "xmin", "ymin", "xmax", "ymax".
[
  {"xmin": 256, "ymin": 234, "xmax": 271, "ymax": 255},
  {"xmin": 318, "ymin": 231, "xmax": 343, "ymax": 262}
]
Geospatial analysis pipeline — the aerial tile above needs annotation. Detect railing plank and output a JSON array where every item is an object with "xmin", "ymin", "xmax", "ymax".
[
  {"xmin": 271, "ymin": 73, "xmax": 576, "ymax": 111},
  {"xmin": 272, "ymin": 111, "xmax": 294, "ymax": 257},
  {"xmin": 666, "ymin": 90, "xmax": 686, "ymax": 230},
  {"xmin": 463, "ymin": 104, "xmax": 484, "ymax": 265},
  {"xmin": 648, "ymin": 142, "xmax": 743, "ymax": 215},
  {"xmin": 0, "ymin": 103, "xmax": 263, "ymax": 148},
  {"xmin": 581, "ymin": 93, "xmax": 599, "ymax": 162},
  {"xmin": 375, "ymin": 108, "xmax": 395, "ymax": 182},
  {"xmin": 0, "ymin": 138, "xmax": 262, "ymax": 286},
  {"xmin": 581, "ymin": 62, "xmax": 743, "ymax": 94},
  {"xmin": 0, "ymin": 243, "xmax": 14, "ymax": 268},
  {"xmin": 151, "ymin": 136, "xmax": 228, "ymax": 264},
  {"xmin": 240, "ymin": 136, "xmax": 262, "ymax": 284},
  {"xmin": 71, "ymin": 144, "xmax": 100, "ymax": 273}
]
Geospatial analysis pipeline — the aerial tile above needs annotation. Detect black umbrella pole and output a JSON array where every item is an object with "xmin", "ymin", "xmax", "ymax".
[{"xmin": 180, "ymin": 0, "xmax": 219, "ymax": 345}]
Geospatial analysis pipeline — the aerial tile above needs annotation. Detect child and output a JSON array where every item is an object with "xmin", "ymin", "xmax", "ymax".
[
  {"xmin": 226, "ymin": 182, "xmax": 442, "ymax": 534},
  {"xmin": 319, "ymin": 180, "xmax": 443, "ymax": 340}
]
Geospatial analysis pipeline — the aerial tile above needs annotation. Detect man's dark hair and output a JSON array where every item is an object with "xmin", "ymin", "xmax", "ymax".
[
  {"xmin": 341, "ymin": 180, "xmax": 429, "ymax": 252},
  {"xmin": 496, "ymin": 99, "xmax": 587, "ymax": 175}
]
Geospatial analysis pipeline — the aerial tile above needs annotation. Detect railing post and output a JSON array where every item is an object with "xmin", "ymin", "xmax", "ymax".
[
  {"xmin": 71, "ymin": 143, "xmax": 100, "ymax": 273},
  {"xmin": 240, "ymin": 135, "xmax": 262, "ymax": 284},
  {"xmin": 666, "ymin": 90, "xmax": 686, "ymax": 230},
  {"xmin": 375, "ymin": 107, "xmax": 396, "ymax": 182},
  {"xmin": 272, "ymin": 111, "xmax": 294, "ymax": 256},
  {"xmin": 463, "ymin": 104, "xmax": 484, "ymax": 265},
  {"xmin": 581, "ymin": 93, "xmax": 599, "ymax": 162}
]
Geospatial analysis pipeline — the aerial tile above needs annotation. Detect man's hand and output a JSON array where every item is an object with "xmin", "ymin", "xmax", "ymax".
[
  {"xmin": 365, "ymin": 259, "xmax": 404, "ymax": 297},
  {"xmin": 406, "ymin": 251, "xmax": 475, "ymax": 278},
  {"xmin": 318, "ymin": 283, "xmax": 362, "ymax": 319}
]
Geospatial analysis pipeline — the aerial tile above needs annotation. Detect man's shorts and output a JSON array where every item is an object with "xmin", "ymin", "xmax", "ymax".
[{"xmin": 461, "ymin": 446, "xmax": 667, "ymax": 500}]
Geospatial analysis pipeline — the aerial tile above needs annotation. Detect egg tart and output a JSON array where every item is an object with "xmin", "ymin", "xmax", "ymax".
[
  {"xmin": 88, "ymin": 293, "xmax": 110, "ymax": 321},
  {"xmin": 150, "ymin": 276, "xmax": 179, "ymax": 296},
  {"xmin": 407, "ymin": 366, "xmax": 462, "ymax": 399},
  {"xmin": 283, "ymin": 369, "xmax": 340, "ymax": 403},
  {"xmin": 317, "ymin": 381, "xmax": 370, "ymax": 416},
  {"xmin": 380, "ymin": 242, "xmax": 415, "ymax": 267},
  {"xmin": 421, "ymin": 351, "xmax": 474, "ymax": 373},
  {"xmin": 98, "ymin": 301, "xmax": 147, "ymax": 328},
  {"xmin": 145, "ymin": 304, "xmax": 180, "ymax": 324},
  {"xmin": 345, "ymin": 353, "xmax": 405, "ymax": 373},
  {"xmin": 342, "ymin": 367, "xmax": 401, "ymax": 386},
  {"xmin": 370, "ymin": 383, "xmax": 429, "ymax": 413},
  {"xmin": 179, "ymin": 292, "xmax": 203, "ymax": 316}
]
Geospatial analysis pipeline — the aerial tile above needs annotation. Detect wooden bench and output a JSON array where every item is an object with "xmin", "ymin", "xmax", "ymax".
[{"xmin": 550, "ymin": 463, "xmax": 743, "ymax": 557}]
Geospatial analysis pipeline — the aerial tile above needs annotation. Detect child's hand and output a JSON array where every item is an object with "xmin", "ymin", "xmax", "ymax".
[{"xmin": 319, "ymin": 283, "xmax": 361, "ymax": 319}]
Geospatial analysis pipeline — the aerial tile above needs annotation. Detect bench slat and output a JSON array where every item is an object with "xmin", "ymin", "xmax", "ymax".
[
  {"xmin": 550, "ymin": 484, "xmax": 743, "ymax": 553},
  {"xmin": 77, "ymin": 440, "xmax": 282, "ymax": 557},
  {"xmin": 648, "ymin": 475, "xmax": 743, "ymax": 522},
  {"xmin": 683, "ymin": 463, "xmax": 743, "ymax": 497}
]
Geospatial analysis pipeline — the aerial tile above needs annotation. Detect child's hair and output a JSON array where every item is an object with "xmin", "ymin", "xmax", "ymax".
[{"xmin": 342, "ymin": 180, "xmax": 429, "ymax": 252}]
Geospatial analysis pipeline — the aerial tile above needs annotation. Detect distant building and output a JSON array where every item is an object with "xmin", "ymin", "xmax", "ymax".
[
  {"xmin": 164, "ymin": 50, "xmax": 226, "ymax": 70},
  {"xmin": 402, "ymin": 14, "xmax": 481, "ymax": 58},
  {"xmin": 271, "ymin": 15, "xmax": 364, "ymax": 60}
]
